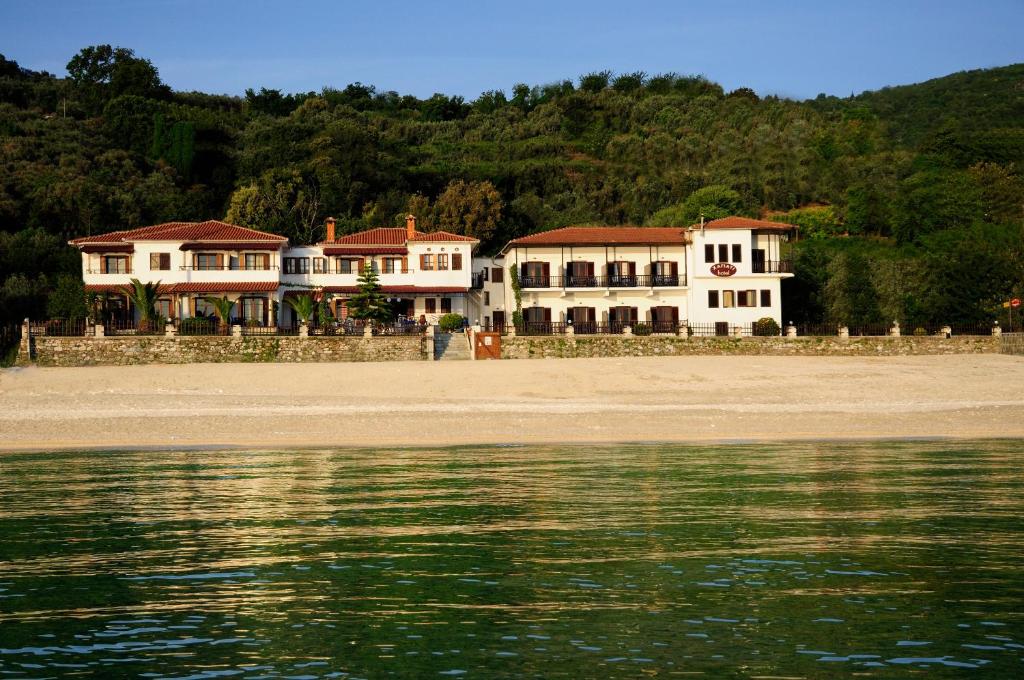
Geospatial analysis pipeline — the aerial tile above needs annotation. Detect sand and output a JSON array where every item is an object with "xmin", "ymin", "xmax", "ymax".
[{"xmin": 1, "ymin": 355, "xmax": 1022, "ymax": 451}]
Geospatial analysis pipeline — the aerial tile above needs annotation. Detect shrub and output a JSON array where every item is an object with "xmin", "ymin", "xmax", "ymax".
[
  {"xmin": 753, "ymin": 317, "xmax": 781, "ymax": 336},
  {"xmin": 632, "ymin": 322, "xmax": 652, "ymax": 336},
  {"xmin": 438, "ymin": 313, "xmax": 465, "ymax": 332}
]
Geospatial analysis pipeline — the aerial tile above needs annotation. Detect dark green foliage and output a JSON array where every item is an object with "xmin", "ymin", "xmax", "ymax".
[
  {"xmin": 347, "ymin": 264, "xmax": 389, "ymax": 323},
  {"xmin": 438, "ymin": 313, "xmax": 464, "ymax": 332},
  {"xmin": 0, "ymin": 47, "xmax": 1021, "ymax": 328},
  {"xmin": 753, "ymin": 317, "xmax": 781, "ymax": 336},
  {"xmin": 47, "ymin": 275, "xmax": 88, "ymax": 319}
]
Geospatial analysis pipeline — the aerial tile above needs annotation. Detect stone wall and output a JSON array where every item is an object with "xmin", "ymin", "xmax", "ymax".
[
  {"xmin": 501, "ymin": 334, "xmax": 999, "ymax": 359},
  {"xmin": 27, "ymin": 335, "xmax": 428, "ymax": 366},
  {"xmin": 1001, "ymin": 333, "xmax": 1024, "ymax": 356}
]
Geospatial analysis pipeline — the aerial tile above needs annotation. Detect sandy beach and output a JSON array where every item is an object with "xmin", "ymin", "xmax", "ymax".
[{"xmin": 1, "ymin": 355, "xmax": 1022, "ymax": 451}]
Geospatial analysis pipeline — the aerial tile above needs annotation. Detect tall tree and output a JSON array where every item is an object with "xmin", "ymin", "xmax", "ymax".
[{"xmin": 347, "ymin": 263, "xmax": 390, "ymax": 323}]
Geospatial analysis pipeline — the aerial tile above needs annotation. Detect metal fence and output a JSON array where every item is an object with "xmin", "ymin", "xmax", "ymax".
[
  {"xmin": 29, "ymin": 318, "xmax": 93, "ymax": 337},
  {"xmin": 175, "ymin": 318, "xmax": 231, "ymax": 336}
]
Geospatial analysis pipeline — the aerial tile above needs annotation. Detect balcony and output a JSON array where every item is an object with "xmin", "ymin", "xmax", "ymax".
[
  {"xmin": 520, "ymin": 274, "xmax": 687, "ymax": 289},
  {"xmin": 752, "ymin": 260, "xmax": 793, "ymax": 274},
  {"xmin": 86, "ymin": 268, "xmax": 132, "ymax": 274},
  {"xmin": 181, "ymin": 265, "xmax": 278, "ymax": 271}
]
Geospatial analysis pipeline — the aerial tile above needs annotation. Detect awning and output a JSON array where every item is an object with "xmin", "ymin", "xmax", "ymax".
[
  {"xmin": 179, "ymin": 242, "xmax": 283, "ymax": 251},
  {"xmin": 79, "ymin": 244, "xmax": 134, "ymax": 254},
  {"xmin": 322, "ymin": 246, "xmax": 408, "ymax": 256},
  {"xmin": 172, "ymin": 282, "xmax": 279, "ymax": 293}
]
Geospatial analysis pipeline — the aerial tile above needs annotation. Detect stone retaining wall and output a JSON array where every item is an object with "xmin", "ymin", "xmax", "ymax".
[
  {"xmin": 501, "ymin": 334, "xmax": 999, "ymax": 359},
  {"xmin": 26, "ymin": 335, "xmax": 428, "ymax": 366},
  {"xmin": 1001, "ymin": 333, "xmax": 1024, "ymax": 356}
]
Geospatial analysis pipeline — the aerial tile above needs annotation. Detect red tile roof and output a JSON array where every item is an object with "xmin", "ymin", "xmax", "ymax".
[
  {"xmin": 84, "ymin": 284, "xmax": 174, "ymax": 294},
  {"xmin": 321, "ymin": 227, "xmax": 477, "ymax": 246},
  {"xmin": 699, "ymin": 216, "xmax": 796, "ymax": 231},
  {"xmin": 70, "ymin": 220, "xmax": 287, "ymax": 245},
  {"xmin": 505, "ymin": 226, "xmax": 690, "ymax": 250},
  {"xmin": 172, "ymin": 282, "xmax": 279, "ymax": 293},
  {"xmin": 322, "ymin": 246, "xmax": 408, "ymax": 256}
]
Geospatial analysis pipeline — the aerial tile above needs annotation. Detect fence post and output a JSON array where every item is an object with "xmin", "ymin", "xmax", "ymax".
[
  {"xmin": 19, "ymin": 318, "xmax": 31, "ymax": 362},
  {"xmin": 730, "ymin": 325, "xmax": 743, "ymax": 338},
  {"xmin": 565, "ymin": 323, "xmax": 575, "ymax": 338},
  {"xmin": 785, "ymin": 324, "xmax": 797, "ymax": 338},
  {"xmin": 165, "ymin": 321, "xmax": 176, "ymax": 337},
  {"xmin": 623, "ymin": 325, "xmax": 633, "ymax": 337},
  {"xmin": 95, "ymin": 323, "xmax": 105, "ymax": 338},
  {"xmin": 839, "ymin": 325, "xmax": 849, "ymax": 339},
  {"xmin": 940, "ymin": 325, "xmax": 952, "ymax": 338},
  {"xmin": 299, "ymin": 321, "xmax": 309, "ymax": 338},
  {"xmin": 363, "ymin": 324, "xmax": 373, "ymax": 338},
  {"xmin": 231, "ymin": 324, "xmax": 242, "ymax": 337},
  {"xmin": 992, "ymin": 323, "xmax": 1002, "ymax": 337},
  {"xmin": 679, "ymin": 324, "xmax": 690, "ymax": 338},
  {"xmin": 426, "ymin": 324, "xmax": 436, "ymax": 361},
  {"xmin": 890, "ymin": 321, "xmax": 901, "ymax": 337}
]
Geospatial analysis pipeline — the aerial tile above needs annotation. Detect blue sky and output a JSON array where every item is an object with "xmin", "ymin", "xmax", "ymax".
[{"xmin": 1, "ymin": 0, "xmax": 1021, "ymax": 100}]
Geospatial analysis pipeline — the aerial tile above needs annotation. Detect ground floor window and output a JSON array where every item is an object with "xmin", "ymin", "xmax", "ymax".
[
  {"xmin": 155, "ymin": 298, "xmax": 173, "ymax": 320},
  {"xmin": 760, "ymin": 289, "xmax": 771, "ymax": 306},
  {"xmin": 440, "ymin": 297, "xmax": 452, "ymax": 314},
  {"xmin": 240, "ymin": 297, "xmax": 267, "ymax": 325},
  {"xmin": 425, "ymin": 298, "xmax": 436, "ymax": 314}
]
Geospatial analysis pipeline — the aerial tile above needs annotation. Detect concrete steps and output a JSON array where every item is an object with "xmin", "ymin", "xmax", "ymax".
[{"xmin": 434, "ymin": 332, "xmax": 471, "ymax": 360}]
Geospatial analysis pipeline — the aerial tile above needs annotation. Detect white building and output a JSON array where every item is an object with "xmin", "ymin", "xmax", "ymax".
[
  {"xmin": 70, "ymin": 215, "xmax": 793, "ymax": 334},
  {"xmin": 468, "ymin": 217, "xmax": 794, "ymax": 334}
]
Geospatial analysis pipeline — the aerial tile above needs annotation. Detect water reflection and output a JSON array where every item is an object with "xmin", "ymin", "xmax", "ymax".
[{"xmin": 0, "ymin": 441, "xmax": 1022, "ymax": 676}]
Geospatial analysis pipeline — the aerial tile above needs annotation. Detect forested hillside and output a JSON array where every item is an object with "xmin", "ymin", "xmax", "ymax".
[{"xmin": 1, "ymin": 47, "xmax": 1022, "ymax": 331}]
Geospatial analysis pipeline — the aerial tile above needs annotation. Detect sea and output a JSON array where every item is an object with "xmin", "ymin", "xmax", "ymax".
[{"xmin": 1, "ymin": 441, "xmax": 1022, "ymax": 677}]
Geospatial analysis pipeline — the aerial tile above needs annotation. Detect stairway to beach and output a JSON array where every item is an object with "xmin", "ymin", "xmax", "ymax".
[{"xmin": 434, "ymin": 331, "xmax": 471, "ymax": 360}]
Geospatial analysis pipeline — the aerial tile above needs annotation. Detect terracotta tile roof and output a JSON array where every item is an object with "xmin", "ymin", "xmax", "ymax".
[
  {"xmin": 505, "ymin": 226, "xmax": 690, "ymax": 250},
  {"xmin": 321, "ymin": 286, "xmax": 468, "ymax": 295},
  {"xmin": 322, "ymin": 246, "xmax": 408, "ymax": 256},
  {"xmin": 699, "ymin": 216, "xmax": 796, "ymax": 231},
  {"xmin": 172, "ymin": 282, "xmax": 279, "ymax": 293},
  {"xmin": 321, "ymin": 227, "xmax": 477, "ymax": 246},
  {"xmin": 408, "ymin": 230, "xmax": 477, "ymax": 243},
  {"xmin": 70, "ymin": 220, "xmax": 287, "ymax": 245}
]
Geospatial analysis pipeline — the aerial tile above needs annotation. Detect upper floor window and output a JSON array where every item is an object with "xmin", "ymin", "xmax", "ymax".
[
  {"xmin": 718, "ymin": 244, "xmax": 729, "ymax": 263},
  {"xmin": 150, "ymin": 253, "xmax": 170, "ymax": 271},
  {"xmin": 452, "ymin": 253, "xmax": 462, "ymax": 271},
  {"xmin": 420, "ymin": 254, "xmax": 434, "ymax": 271},
  {"xmin": 704, "ymin": 244, "xmax": 715, "ymax": 263},
  {"xmin": 102, "ymin": 255, "xmax": 129, "ymax": 273},
  {"xmin": 244, "ymin": 253, "xmax": 269, "ymax": 270},
  {"xmin": 731, "ymin": 244, "xmax": 742, "ymax": 263},
  {"xmin": 194, "ymin": 253, "xmax": 220, "ymax": 270},
  {"xmin": 336, "ymin": 258, "xmax": 355, "ymax": 274},
  {"xmin": 437, "ymin": 253, "xmax": 449, "ymax": 270},
  {"xmin": 313, "ymin": 257, "xmax": 327, "ymax": 274},
  {"xmin": 491, "ymin": 267, "xmax": 503, "ymax": 283},
  {"xmin": 283, "ymin": 257, "xmax": 309, "ymax": 274}
]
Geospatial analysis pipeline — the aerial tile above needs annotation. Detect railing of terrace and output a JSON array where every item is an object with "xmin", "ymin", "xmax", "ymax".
[
  {"xmin": 105, "ymin": 318, "xmax": 165, "ymax": 335},
  {"xmin": 751, "ymin": 260, "xmax": 794, "ymax": 274},
  {"xmin": 176, "ymin": 318, "xmax": 231, "ymax": 336},
  {"xmin": 521, "ymin": 274, "xmax": 688, "ymax": 289},
  {"xmin": 30, "ymin": 318, "xmax": 93, "ymax": 337}
]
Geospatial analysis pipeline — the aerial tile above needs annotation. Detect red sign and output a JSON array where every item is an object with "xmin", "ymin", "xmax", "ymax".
[
  {"xmin": 1012, "ymin": 298, "xmax": 1021, "ymax": 308},
  {"xmin": 710, "ymin": 263, "xmax": 737, "ymax": 277}
]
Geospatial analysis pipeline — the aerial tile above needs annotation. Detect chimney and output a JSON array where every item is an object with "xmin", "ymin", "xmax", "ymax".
[
  {"xmin": 325, "ymin": 217, "xmax": 336, "ymax": 243},
  {"xmin": 406, "ymin": 214, "xmax": 417, "ymax": 240}
]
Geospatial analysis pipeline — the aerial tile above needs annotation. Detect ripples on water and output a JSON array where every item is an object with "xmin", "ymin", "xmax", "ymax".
[{"xmin": 1, "ymin": 441, "xmax": 1023, "ymax": 678}]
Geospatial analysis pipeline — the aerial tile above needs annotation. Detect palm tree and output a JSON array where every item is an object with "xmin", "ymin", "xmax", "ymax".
[
  {"xmin": 285, "ymin": 294, "xmax": 315, "ymax": 324},
  {"xmin": 121, "ymin": 278, "xmax": 161, "ymax": 328},
  {"xmin": 203, "ymin": 296, "xmax": 236, "ymax": 326}
]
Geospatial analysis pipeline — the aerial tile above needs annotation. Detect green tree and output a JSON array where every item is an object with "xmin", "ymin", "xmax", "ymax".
[
  {"xmin": 647, "ymin": 185, "xmax": 744, "ymax": 226},
  {"xmin": 121, "ymin": 278, "xmax": 162, "ymax": 325},
  {"xmin": 284, "ymin": 294, "xmax": 315, "ymax": 323},
  {"xmin": 203, "ymin": 296, "xmax": 235, "ymax": 325},
  {"xmin": 347, "ymin": 263, "xmax": 390, "ymax": 323},
  {"xmin": 47, "ymin": 274, "xmax": 88, "ymax": 319},
  {"xmin": 433, "ymin": 180, "xmax": 503, "ymax": 244}
]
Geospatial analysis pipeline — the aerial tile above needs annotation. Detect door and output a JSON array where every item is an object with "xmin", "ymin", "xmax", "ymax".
[
  {"xmin": 474, "ymin": 332, "xmax": 502, "ymax": 360},
  {"xmin": 715, "ymin": 321, "xmax": 729, "ymax": 337},
  {"xmin": 568, "ymin": 307, "xmax": 597, "ymax": 334},
  {"xmin": 651, "ymin": 306, "xmax": 679, "ymax": 333},
  {"xmin": 492, "ymin": 310, "xmax": 506, "ymax": 332},
  {"xmin": 752, "ymin": 249, "xmax": 766, "ymax": 273}
]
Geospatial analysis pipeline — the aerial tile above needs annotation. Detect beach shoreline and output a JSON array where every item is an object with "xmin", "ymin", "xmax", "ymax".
[{"xmin": 1, "ymin": 355, "xmax": 1022, "ymax": 452}]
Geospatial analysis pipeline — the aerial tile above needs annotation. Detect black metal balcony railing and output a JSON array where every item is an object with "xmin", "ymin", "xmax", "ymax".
[
  {"xmin": 519, "ymin": 273, "xmax": 688, "ymax": 289},
  {"xmin": 471, "ymin": 272, "xmax": 486, "ymax": 289},
  {"xmin": 180, "ymin": 265, "xmax": 278, "ymax": 271},
  {"xmin": 751, "ymin": 260, "xmax": 793, "ymax": 274},
  {"xmin": 86, "ymin": 268, "xmax": 132, "ymax": 274}
]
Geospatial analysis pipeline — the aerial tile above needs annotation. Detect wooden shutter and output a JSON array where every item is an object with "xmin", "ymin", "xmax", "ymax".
[
  {"xmin": 358, "ymin": 257, "xmax": 366, "ymax": 273},
  {"xmin": 520, "ymin": 262, "xmax": 527, "ymax": 279},
  {"xmin": 543, "ymin": 308, "xmax": 552, "ymax": 322},
  {"xmin": 100, "ymin": 256, "xmax": 107, "ymax": 274},
  {"xmin": 627, "ymin": 261, "xmax": 636, "ymax": 277},
  {"xmin": 402, "ymin": 256, "xmax": 408, "ymax": 273},
  {"xmin": 161, "ymin": 253, "xmax": 171, "ymax": 270},
  {"xmin": 670, "ymin": 261, "xmax": 678, "ymax": 277},
  {"xmin": 541, "ymin": 262, "xmax": 550, "ymax": 282},
  {"xmin": 216, "ymin": 253, "xmax": 224, "ymax": 269},
  {"xmin": 492, "ymin": 267, "xmax": 503, "ymax": 283},
  {"xmin": 260, "ymin": 254, "xmax": 269, "ymax": 269},
  {"xmin": 421, "ymin": 254, "xmax": 429, "ymax": 271},
  {"xmin": 452, "ymin": 253, "xmax": 462, "ymax": 270}
]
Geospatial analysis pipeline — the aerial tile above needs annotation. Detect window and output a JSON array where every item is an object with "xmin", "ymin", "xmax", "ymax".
[
  {"xmin": 732, "ymin": 244, "xmax": 742, "ymax": 263},
  {"xmin": 718, "ymin": 244, "xmax": 729, "ymax": 263},
  {"xmin": 383, "ymin": 258, "xmax": 397, "ymax": 274},
  {"xmin": 437, "ymin": 253, "xmax": 449, "ymax": 270},
  {"xmin": 244, "ymin": 253, "xmax": 269, "ymax": 270},
  {"xmin": 194, "ymin": 253, "xmax": 219, "ymax": 270},
  {"xmin": 484, "ymin": 291, "xmax": 490, "ymax": 305},
  {"xmin": 705, "ymin": 244, "xmax": 715, "ymax": 263},
  {"xmin": 760, "ymin": 289, "xmax": 771, "ymax": 307},
  {"xmin": 194, "ymin": 297, "xmax": 216, "ymax": 317},
  {"xmin": 156, "ymin": 298, "xmax": 172, "ymax": 319},
  {"xmin": 313, "ymin": 257, "xmax": 327, "ymax": 273},
  {"xmin": 284, "ymin": 257, "xmax": 309, "ymax": 274},
  {"xmin": 425, "ymin": 298, "xmax": 437, "ymax": 313},
  {"xmin": 241, "ymin": 297, "xmax": 266, "ymax": 325},
  {"xmin": 420, "ymin": 254, "xmax": 434, "ymax": 271},
  {"xmin": 723, "ymin": 290, "xmax": 735, "ymax": 308},
  {"xmin": 150, "ymin": 253, "xmax": 170, "ymax": 271},
  {"xmin": 338, "ymin": 258, "xmax": 354, "ymax": 274},
  {"xmin": 491, "ymin": 267, "xmax": 503, "ymax": 283},
  {"xmin": 452, "ymin": 253, "xmax": 462, "ymax": 270},
  {"xmin": 481, "ymin": 267, "xmax": 489, "ymax": 281},
  {"xmin": 737, "ymin": 290, "xmax": 756, "ymax": 307},
  {"xmin": 102, "ymin": 255, "xmax": 129, "ymax": 273},
  {"xmin": 708, "ymin": 290, "xmax": 719, "ymax": 308},
  {"xmin": 441, "ymin": 298, "xmax": 452, "ymax": 313}
]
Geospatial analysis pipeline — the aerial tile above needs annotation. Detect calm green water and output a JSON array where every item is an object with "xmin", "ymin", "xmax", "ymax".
[{"xmin": 1, "ymin": 442, "xmax": 1023, "ymax": 678}]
